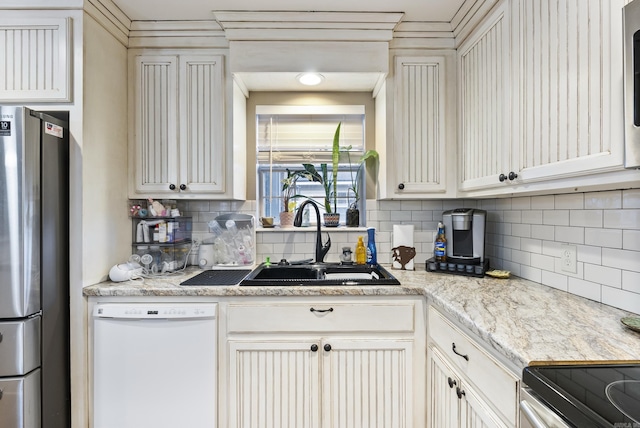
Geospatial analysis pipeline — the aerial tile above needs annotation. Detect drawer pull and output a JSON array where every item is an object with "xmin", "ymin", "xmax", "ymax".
[
  {"xmin": 0, "ymin": 389, "xmax": 3, "ymax": 400},
  {"xmin": 447, "ymin": 377, "xmax": 457, "ymax": 388},
  {"xmin": 0, "ymin": 332, "xmax": 3, "ymax": 343},
  {"xmin": 456, "ymin": 386, "xmax": 466, "ymax": 399},
  {"xmin": 310, "ymin": 307, "xmax": 333, "ymax": 313},
  {"xmin": 310, "ymin": 344, "xmax": 318, "ymax": 352},
  {"xmin": 452, "ymin": 343, "xmax": 469, "ymax": 361}
]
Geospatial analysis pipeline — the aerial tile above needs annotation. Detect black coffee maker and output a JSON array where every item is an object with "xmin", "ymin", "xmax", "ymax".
[{"xmin": 442, "ymin": 208, "xmax": 486, "ymax": 264}]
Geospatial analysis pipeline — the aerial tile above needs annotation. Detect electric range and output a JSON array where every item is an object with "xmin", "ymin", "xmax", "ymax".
[{"xmin": 522, "ymin": 364, "xmax": 640, "ymax": 427}]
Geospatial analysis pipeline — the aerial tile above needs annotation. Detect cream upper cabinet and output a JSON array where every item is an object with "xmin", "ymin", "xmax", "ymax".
[
  {"xmin": 129, "ymin": 52, "xmax": 228, "ymax": 198},
  {"xmin": 427, "ymin": 306, "xmax": 519, "ymax": 428},
  {"xmin": 0, "ymin": 13, "xmax": 72, "ymax": 102},
  {"xmin": 458, "ymin": 0, "xmax": 627, "ymax": 196},
  {"xmin": 221, "ymin": 297, "xmax": 426, "ymax": 428},
  {"xmin": 379, "ymin": 54, "xmax": 457, "ymax": 199}
]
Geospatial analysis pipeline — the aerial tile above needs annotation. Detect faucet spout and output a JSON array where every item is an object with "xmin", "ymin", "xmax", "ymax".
[{"xmin": 294, "ymin": 199, "xmax": 331, "ymax": 263}]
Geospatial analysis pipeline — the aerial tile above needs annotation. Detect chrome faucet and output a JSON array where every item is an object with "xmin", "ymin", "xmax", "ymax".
[{"xmin": 294, "ymin": 199, "xmax": 331, "ymax": 263}]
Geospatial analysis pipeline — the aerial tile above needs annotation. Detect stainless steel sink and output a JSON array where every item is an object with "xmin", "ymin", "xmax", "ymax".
[{"xmin": 240, "ymin": 262, "xmax": 400, "ymax": 286}]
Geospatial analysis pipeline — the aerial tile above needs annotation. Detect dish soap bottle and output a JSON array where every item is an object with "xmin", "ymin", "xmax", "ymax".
[
  {"xmin": 434, "ymin": 222, "xmax": 447, "ymax": 262},
  {"xmin": 366, "ymin": 227, "xmax": 377, "ymax": 265},
  {"xmin": 355, "ymin": 236, "xmax": 366, "ymax": 265}
]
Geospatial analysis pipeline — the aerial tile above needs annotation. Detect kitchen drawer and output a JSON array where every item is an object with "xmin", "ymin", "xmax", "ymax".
[
  {"xmin": 227, "ymin": 301, "xmax": 416, "ymax": 334},
  {"xmin": 0, "ymin": 317, "xmax": 41, "ymax": 376},
  {"xmin": 428, "ymin": 307, "xmax": 519, "ymax": 424},
  {"xmin": 0, "ymin": 369, "xmax": 41, "ymax": 428}
]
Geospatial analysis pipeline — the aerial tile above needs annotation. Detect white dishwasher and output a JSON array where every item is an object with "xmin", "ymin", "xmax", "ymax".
[{"xmin": 93, "ymin": 303, "xmax": 217, "ymax": 428}]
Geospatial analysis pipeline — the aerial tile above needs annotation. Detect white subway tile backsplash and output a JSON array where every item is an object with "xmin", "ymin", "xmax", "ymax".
[
  {"xmin": 583, "ymin": 264, "xmax": 622, "ymax": 288},
  {"xmin": 522, "ymin": 210, "xmax": 543, "ymax": 224},
  {"xmin": 602, "ymin": 286, "xmax": 640, "ymax": 314},
  {"xmin": 584, "ymin": 228, "xmax": 623, "ymax": 249},
  {"xmin": 555, "ymin": 193, "xmax": 584, "ymax": 209},
  {"xmin": 623, "ymin": 189, "xmax": 640, "ymax": 209},
  {"xmin": 186, "ymin": 189, "xmax": 640, "ymax": 313},
  {"xmin": 568, "ymin": 278, "xmax": 602, "ymax": 302},
  {"xmin": 585, "ymin": 191, "xmax": 622, "ymax": 209},
  {"xmin": 604, "ymin": 209, "xmax": 640, "ymax": 229},
  {"xmin": 622, "ymin": 270, "xmax": 640, "ymax": 294},
  {"xmin": 542, "ymin": 270, "xmax": 568, "ymax": 291},
  {"xmin": 602, "ymin": 248, "xmax": 640, "ymax": 273},
  {"xmin": 555, "ymin": 226, "xmax": 585, "ymax": 244},
  {"xmin": 623, "ymin": 230, "xmax": 640, "ymax": 251},
  {"xmin": 531, "ymin": 195, "xmax": 555, "ymax": 209},
  {"xmin": 570, "ymin": 210, "xmax": 603, "ymax": 228},
  {"xmin": 543, "ymin": 210, "xmax": 570, "ymax": 226}
]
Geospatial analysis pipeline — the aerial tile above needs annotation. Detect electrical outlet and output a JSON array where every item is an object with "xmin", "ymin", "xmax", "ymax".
[{"xmin": 560, "ymin": 244, "xmax": 577, "ymax": 274}]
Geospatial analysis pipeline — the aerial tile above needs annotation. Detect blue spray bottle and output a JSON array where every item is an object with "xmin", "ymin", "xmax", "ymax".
[{"xmin": 366, "ymin": 227, "xmax": 377, "ymax": 265}]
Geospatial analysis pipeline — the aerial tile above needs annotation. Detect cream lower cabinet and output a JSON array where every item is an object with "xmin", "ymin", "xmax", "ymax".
[
  {"xmin": 221, "ymin": 297, "xmax": 426, "ymax": 428},
  {"xmin": 427, "ymin": 307, "xmax": 519, "ymax": 428}
]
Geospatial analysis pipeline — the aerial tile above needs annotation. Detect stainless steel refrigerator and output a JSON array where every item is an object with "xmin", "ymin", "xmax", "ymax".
[{"xmin": 0, "ymin": 106, "xmax": 70, "ymax": 428}]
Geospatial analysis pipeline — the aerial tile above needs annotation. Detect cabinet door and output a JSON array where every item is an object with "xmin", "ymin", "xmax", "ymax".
[
  {"xmin": 178, "ymin": 55, "xmax": 225, "ymax": 194},
  {"xmin": 132, "ymin": 55, "xmax": 179, "ymax": 195},
  {"xmin": 227, "ymin": 340, "xmax": 321, "ymax": 428},
  {"xmin": 393, "ymin": 56, "xmax": 448, "ymax": 195},
  {"xmin": 322, "ymin": 338, "xmax": 414, "ymax": 428},
  {"xmin": 511, "ymin": 0, "xmax": 625, "ymax": 181},
  {"xmin": 428, "ymin": 347, "xmax": 461, "ymax": 428},
  {"xmin": 0, "ymin": 15, "xmax": 71, "ymax": 102},
  {"xmin": 458, "ymin": 1, "xmax": 511, "ymax": 191},
  {"xmin": 459, "ymin": 380, "xmax": 508, "ymax": 428}
]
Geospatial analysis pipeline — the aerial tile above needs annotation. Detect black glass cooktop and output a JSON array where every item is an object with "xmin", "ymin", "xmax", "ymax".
[{"xmin": 523, "ymin": 364, "xmax": 640, "ymax": 427}]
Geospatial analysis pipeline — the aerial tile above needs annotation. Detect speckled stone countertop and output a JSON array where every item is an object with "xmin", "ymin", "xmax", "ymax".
[{"xmin": 83, "ymin": 267, "xmax": 640, "ymax": 370}]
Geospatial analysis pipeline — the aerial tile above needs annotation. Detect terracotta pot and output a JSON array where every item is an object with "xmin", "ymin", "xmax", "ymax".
[
  {"xmin": 279, "ymin": 211, "xmax": 295, "ymax": 228},
  {"xmin": 323, "ymin": 212, "xmax": 340, "ymax": 227}
]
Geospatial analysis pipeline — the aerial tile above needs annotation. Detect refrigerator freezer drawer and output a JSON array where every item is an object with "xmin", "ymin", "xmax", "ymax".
[
  {"xmin": 0, "ymin": 369, "xmax": 41, "ymax": 428},
  {"xmin": 0, "ymin": 317, "xmax": 40, "ymax": 376}
]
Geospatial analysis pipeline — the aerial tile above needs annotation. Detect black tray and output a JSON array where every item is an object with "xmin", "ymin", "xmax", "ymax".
[
  {"xmin": 425, "ymin": 258, "xmax": 489, "ymax": 278},
  {"xmin": 180, "ymin": 269, "xmax": 251, "ymax": 286}
]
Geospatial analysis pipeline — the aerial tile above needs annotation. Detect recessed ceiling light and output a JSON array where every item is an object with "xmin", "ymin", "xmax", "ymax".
[{"xmin": 296, "ymin": 73, "xmax": 324, "ymax": 86}]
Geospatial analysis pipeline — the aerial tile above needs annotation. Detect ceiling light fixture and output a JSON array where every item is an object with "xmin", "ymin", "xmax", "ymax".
[{"xmin": 297, "ymin": 73, "xmax": 324, "ymax": 86}]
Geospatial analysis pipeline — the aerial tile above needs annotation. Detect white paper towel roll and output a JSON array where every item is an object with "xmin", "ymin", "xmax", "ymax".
[{"xmin": 392, "ymin": 224, "xmax": 416, "ymax": 270}]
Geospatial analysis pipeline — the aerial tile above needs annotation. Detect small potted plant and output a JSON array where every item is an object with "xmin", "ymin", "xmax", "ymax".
[
  {"xmin": 345, "ymin": 147, "xmax": 379, "ymax": 227},
  {"xmin": 280, "ymin": 169, "xmax": 306, "ymax": 228}
]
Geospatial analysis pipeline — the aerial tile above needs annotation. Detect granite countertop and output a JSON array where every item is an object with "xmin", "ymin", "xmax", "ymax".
[{"xmin": 83, "ymin": 267, "xmax": 640, "ymax": 370}]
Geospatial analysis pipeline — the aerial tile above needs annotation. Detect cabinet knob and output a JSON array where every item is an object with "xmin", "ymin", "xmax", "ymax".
[
  {"xmin": 447, "ymin": 377, "xmax": 456, "ymax": 388},
  {"xmin": 456, "ymin": 386, "xmax": 466, "ymax": 399},
  {"xmin": 310, "ymin": 344, "xmax": 318, "ymax": 352},
  {"xmin": 508, "ymin": 171, "xmax": 518, "ymax": 181},
  {"xmin": 324, "ymin": 344, "xmax": 332, "ymax": 352},
  {"xmin": 0, "ymin": 388, "xmax": 3, "ymax": 400},
  {"xmin": 180, "ymin": 184, "xmax": 187, "ymax": 191},
  {"xmin": 169, "ymin": 184, "xmax": 176, "ymax": 190},
  {"xmin": 498, "ymin": 174, "xmax": 507, "ymax": 182},
  {"xmin": 398, "ymin": 183, "xmax": 405, "ymax": 190}
]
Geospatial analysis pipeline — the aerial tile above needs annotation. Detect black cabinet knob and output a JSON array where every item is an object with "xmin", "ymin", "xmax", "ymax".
[
  {"xmin": 508, "ymin": 171, "xmax": 518, "ymax": 181},
  {"xmin": 169, "ymin": 184, "xmax": 176, "ymax": 190},
  {"xmin": 499, "ymin": 174, "xmax": 507, "ymax": 182},
  {"xmin": 324, "ymin": 344, "xmax": 332, "ymax": 352},
  {"xmin": 179, "ymin": 184, "xmax": 187, "ymax": 191},
  {"xmin": 398, "ymin": 183, "xmax": 405, "ymax": 190},
  {"xmin": 447, "ymin": 377, "xmax": 456, "ymax": 388},
  {"xmin": 310, "ymin": 344, "xmax": 318, "ymax": 352},
  {"xmin": 456, "ymin": 386, "xmax": 466, "ymax": 399}
]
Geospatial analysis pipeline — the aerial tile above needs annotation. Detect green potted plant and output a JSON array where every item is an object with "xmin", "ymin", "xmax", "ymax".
[
  {"xmin": 279, "ymin": 169, "xmax": 301, "ymax": 228},
  {"xmin": 300, "ymin": 123, "xmax": 342, "ymax": 226},
  {"xmin": 345, "ymin": 148, "xmax": 379, "ymax": 227}
]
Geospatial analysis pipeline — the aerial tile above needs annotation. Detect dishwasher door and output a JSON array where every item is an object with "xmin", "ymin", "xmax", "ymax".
[{"xmin": 92, "ymin": 303, "xmax": 217, "ymax": 428}]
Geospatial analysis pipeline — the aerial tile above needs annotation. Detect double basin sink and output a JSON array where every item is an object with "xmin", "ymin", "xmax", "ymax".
[{"xmin": 240, "ymin": 262, "xmax": 400, "ymax": 286}]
